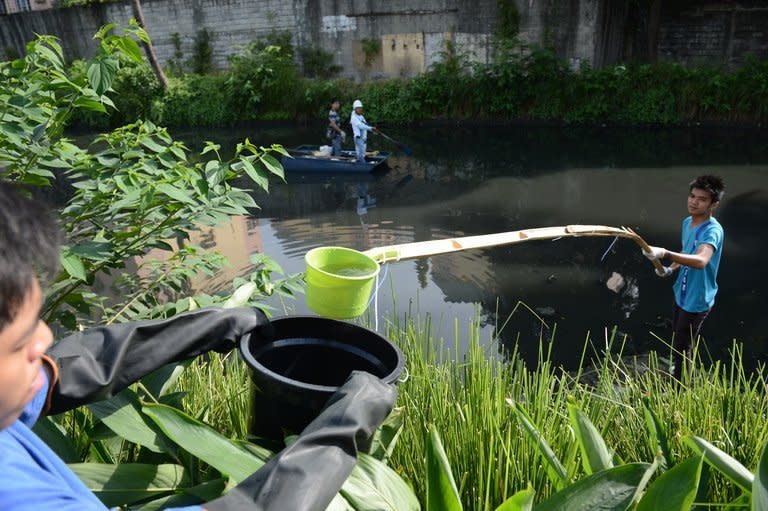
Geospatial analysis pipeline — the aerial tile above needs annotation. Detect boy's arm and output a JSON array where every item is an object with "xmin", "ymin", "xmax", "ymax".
[
  {"xmin": 644, "ymin": 243, "xmax": 715, "ymax": 270},
  {"xmin": 44, "ymin": 307, "xmax": 266, "ymax": 415}
]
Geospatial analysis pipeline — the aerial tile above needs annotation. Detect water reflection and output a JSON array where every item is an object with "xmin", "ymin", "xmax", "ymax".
[{"xmin": 180, "ymin": 124, "xmax": 768, "ymax": 370}]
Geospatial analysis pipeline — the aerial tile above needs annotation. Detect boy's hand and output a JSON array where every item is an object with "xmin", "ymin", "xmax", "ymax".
[
  {"xmin": 655, "ymin": 266, "xmax": 674, "ymax": 278},
  {"xmin": 642, "ymin": 246, "xmax": 666, "ymax": 260}
]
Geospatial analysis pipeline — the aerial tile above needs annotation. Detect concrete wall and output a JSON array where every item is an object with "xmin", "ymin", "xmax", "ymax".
[{"xmin": 0, "ymin": 0, "xmax": 766, "ymax": 76}]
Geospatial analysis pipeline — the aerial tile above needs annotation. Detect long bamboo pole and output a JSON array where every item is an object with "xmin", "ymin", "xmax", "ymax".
[{"xmin": 362, "ymin": 224, "xmax": 664, "ymax": 273}]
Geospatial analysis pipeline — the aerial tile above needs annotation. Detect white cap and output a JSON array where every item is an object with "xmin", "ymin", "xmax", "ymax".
[{"xmin": 353, "ymin": 99, "xmax": 363, "ymax": 109}]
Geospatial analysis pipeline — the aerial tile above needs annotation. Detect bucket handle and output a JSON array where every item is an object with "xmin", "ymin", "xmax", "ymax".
[{"xmin": 398, "ymin": 365, "xmax": 410, "ymax": 384}]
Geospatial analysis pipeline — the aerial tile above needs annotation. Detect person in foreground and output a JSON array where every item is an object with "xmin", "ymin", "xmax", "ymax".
[
  {"xmin": 327, "ymin": 97, "xmax": 346, "ymax": 156},
  {"xmin": 350, "ymin": 99, "xmax": 377, "ymax": 163},
  {"xmin": 0, "ymin": 181, "xmax": 396, "ymax": 511},
  {"xmin": 642, "ymin": 175, "xmax": 725, "ymax": 380}
]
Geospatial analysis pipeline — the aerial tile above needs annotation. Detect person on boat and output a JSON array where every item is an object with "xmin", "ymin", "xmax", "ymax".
[
  {"xmin": 327, "ymin": 98, "xmax": 345, "ymax": 156},
  {"xmin": 350, "ymin": 99, "xmax": 377, "ymax": 163},
  {"xmin": 642, "ymin": 175, "xmax": 725, "ymax": 380},
  {"xmin": 0, "ymin": 181, "xmax": 395, "ymax": 510}
]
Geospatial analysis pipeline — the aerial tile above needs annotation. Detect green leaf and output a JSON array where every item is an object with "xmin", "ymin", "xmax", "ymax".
[
  {"xmin": 240, "ymin": 157, "xmax": 269, "ymax": 191},
  {"xmin": 642, "ymin": 397, "xmax": 673, "ymax": 470},
  {"xmin": 369, "ymin": 407, "xmax": 405, "ymax": 463},
  {"xmin": 496, "ymin": 486, "xmax": 534, "ymax": 511},
  {"xmin": 260, "ymin": 153, "xmax": 285, "ymax": 179},
  {"xmin": 70, "ymin": 240, "xmax": 114, "ymax": 261},
  {"xmin": 567, "ymin": 399, "xmax": 613, "ymax": 475},
  {"xmin": 508, "ymin": 399, "xmax": 569, "ymax": 489},
  {"xmin": 684, "ymin": 435, "xmax": 754, "ymax": 492},
  {"xmin": 60, "ymin": 248, "xmax": 87, "ymax": 281},
  {"xmin": 117, "ymin": 36, "xmax": 143, "ymax": 63},
  {"xmin": 141, "ymin": 360, "xmax": 193, "ymax": 399},
  {"xmin": 88, "ymin": 388, "xmax": 168, "ymax": 453},
  {"xmin": 73, "ymin": 96, "xmax": 108, "ymax": 113},
  {"xmin": 157, "ymin": 183, "xmax": 196, "ymax": 205},
  {"xmin": 142, "ymin": 403, "xmax": 269, "ymax": 484},
  {"xmin": 69, "ymin": 463, "xmax": 188, "ymax": 508},
  {"xmin": 753, "ymin": 440, "xmax": 768, "ymax": 511},
  {"xmin": 533, "ymin": 463, "xmax": 650, "ymax": 511},
  {"xmin": 326, "ymin": 493, "xmax": 356, "ymax": 511},
  {"xmin": 87, "ymin": 58, "xmax": 119, "ymax": 95},
  {"xmin": 426, "ymin": 426, "xmax": 462, "ymax": 511},
  {"xmin": 32, "ymin": 416, "xmax": 79, "ymax": 463},
  {"xmin": 637, "ymin": 455, "xmax": 703, "ymax": 511},
  {"xmin": 339, "ymin": 452, "xmax": 421, "ymax": 511}
]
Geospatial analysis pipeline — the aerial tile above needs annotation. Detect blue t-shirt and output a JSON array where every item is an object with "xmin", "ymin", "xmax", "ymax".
[
  {"xmin": 0, "ymin": 369, "xmax": 202, "ymax": 511},
  {"xmin": 672, "ymin": 216, "xmax": 724, "ymax": 313}
]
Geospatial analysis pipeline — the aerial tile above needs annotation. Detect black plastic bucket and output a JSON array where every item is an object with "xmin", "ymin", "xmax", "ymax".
[{"xmin": 239, "ymin": 316, "xmax": 404, "ymax": 441}]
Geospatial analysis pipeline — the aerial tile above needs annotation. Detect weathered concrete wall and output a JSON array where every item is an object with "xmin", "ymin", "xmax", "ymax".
[
  {"xmin": 0, "ymin": 0, "xmax": 766, "ymax": 77},
  {"xmin": 657, "ymin": 3, "xmax": 768, "ymax": 66}
]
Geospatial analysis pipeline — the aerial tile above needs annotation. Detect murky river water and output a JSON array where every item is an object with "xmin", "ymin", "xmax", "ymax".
[{"xmin": 174, "ymin": 123, "xmax": 768, "ymax": 369}]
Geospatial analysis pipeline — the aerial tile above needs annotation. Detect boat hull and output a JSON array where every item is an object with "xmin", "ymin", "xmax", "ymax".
[{"xmin": 281, "ymin": 145, "xmax": 389, "ymax": 173}]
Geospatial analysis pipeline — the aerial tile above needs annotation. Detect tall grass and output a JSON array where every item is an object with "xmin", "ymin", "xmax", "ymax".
[
  {"xmin": 380, "ymin": 313, "xmax": 768, "ymax": 509},
  {"xmin": 69, "ymin": 311, "xmax": 767, "ymax": 510}
]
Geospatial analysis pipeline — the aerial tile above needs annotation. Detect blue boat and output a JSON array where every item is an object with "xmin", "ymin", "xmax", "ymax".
[{"xmin": 281, "ymin": 145, "xmax": 389, "ymax": 173}]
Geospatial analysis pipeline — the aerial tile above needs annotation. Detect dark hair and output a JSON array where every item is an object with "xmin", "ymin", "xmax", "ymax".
[
  {"xmin": 330, "ymin": 98, "xmax": 340, "ymax": 105},
  {"xmin": 0, "ymin": 181, "xmax": 61, "ymax": 331},
  {"xmin": 689, "ymin": 175, "xmax": 725, "ymax": 202}
]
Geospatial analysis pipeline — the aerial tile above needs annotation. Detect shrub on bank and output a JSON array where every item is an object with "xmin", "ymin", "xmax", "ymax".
[{"xmin": 67, "ymin": 41, "xmax": 768, "ymax": 128}]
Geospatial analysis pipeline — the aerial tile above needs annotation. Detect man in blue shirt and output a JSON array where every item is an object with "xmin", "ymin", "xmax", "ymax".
[
  {"xmin": 643, "ymin": 175, "xmax": 725, "ymax": 380},
  {"xmin": 0, "ymin": 181, "xmax": 394, "ymax": 510}
]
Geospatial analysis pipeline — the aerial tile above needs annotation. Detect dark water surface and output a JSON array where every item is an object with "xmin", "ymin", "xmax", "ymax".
[{"xmin": 175, "ymin": 123, "xmax": 768, "ymax": 369}]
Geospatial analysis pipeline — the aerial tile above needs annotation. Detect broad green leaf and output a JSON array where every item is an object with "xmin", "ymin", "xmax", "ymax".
[
  {"xmin": 642, "ymin": 397, "xmax": 673, "ymax": 469},
  {"xmin": 73, "ymin": 96, "xmax": 108, "ymax": 113},
  {"xmin": 637, "ymin": 455, "xmax": 703, "ymax": 511},
  {"xmin": 117, "ymin": 36, "xmax": 143, "ymax": 63},
  {"xmin": 240, "ymin": 157, "xmax": 269, "ymax": 191},
  {"xmin": 630, "ymin": 452, "xmax": 661, "ymax": 507},
  {"xmin": 88, "ymin": 388, "xmax": 168, "ymax": 453},
  {"xmin": 508, "ymin": 399, "xmax": 569, "ymax": 489},
  {"xmin": 32, "ymin": 416, "xmax": 79, "ymax": 463},
  {"xmin": 496, "ymin": 486, "xmax": 534, "ymax": 511},
  {"xmin": 426, "ymin": 426, "xmax": 462, "ymax": 511},
  {"xmin": 86, "ymin": 58, "xmax": 118, "ymax": 95},
  {"xmin": 340, "ymin": 452, "xmax": 421, "ymax": 511},
  {"xmin": 132, "ymin": 478, "xmax": 226, "ymax": 510},
  {"xmin": 325, "ymin": 493, "xmax": 356, "ymax": 511},
  {"xmin": 534, "ymin": 463, "xmax": 649, "ymax": 511},
  {"xmin": 141, "ymin": 360, "xmax": 193, "ymax": 398},
  {"xmin": 567, "ymin": 400, "xmax": 613, "ymax": 474},
  {"xmin": 157, "ymin": 183, "xmax": 196, "ymax": 205},
  {"xmin": 143, "ymin": 403, "xmax": 268, "ymax": 484},
  {"xmin": 369, "ymin": 407, "xmax": 405, "ymax": 463},
  {"xmin": 60, "ymin": 249, "xmax": 87, "ymax": 281},
  {"xmin": 70, "ymin": 240, "xmax": 114, "ymax": 261},
  {"xmin": 753, "ymin": 440, "xmax": 768, "ymax": 511},
  {"xmin": 260, "ymin": 153, "xmax": 285, "ymax": 179},
  {"xmin": 69, "ymin": 463, "xmax": 188, "ymax": 507},
  {"xmin": 684, "ymin": 435, "xmax": 754, "ymax": 492}
]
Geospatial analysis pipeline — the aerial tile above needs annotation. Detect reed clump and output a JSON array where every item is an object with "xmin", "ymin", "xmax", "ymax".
[{"xmin": 383, "ymin": 313, "xmax": 767, "ymax": 510}]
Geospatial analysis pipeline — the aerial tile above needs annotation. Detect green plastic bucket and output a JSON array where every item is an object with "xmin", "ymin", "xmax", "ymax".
[{"xmin": 305, "ymin": 247, "xmax": 380, "ymax": 319}]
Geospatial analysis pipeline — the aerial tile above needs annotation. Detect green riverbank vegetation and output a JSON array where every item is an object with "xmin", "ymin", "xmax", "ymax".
[
  {"xmin": 63, "ymin": 31, "xmax": 768, "ymax": 128},
  {"xmin": 3, "ymin": 27, "xmax": 768, "ymax": 510}
]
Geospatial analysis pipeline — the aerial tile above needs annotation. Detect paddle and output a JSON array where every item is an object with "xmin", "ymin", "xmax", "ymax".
[{"xmin": 376, "ymin": 130, "xmax": 413, "ymax": 156}]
